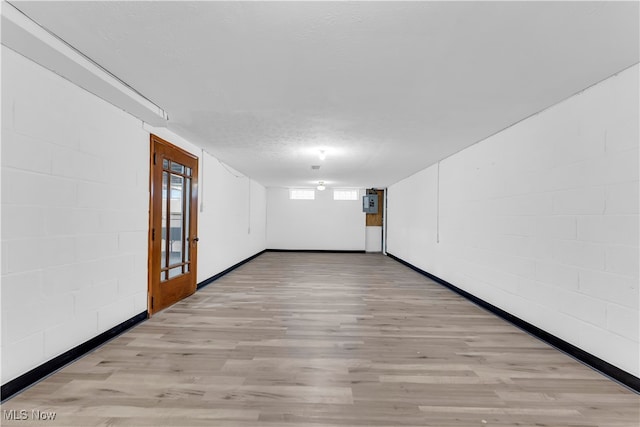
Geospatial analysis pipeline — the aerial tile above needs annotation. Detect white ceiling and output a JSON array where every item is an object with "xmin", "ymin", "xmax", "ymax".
[{"xmin": 9, "ymin": 1, "xmax": 639, "ymax": 188}]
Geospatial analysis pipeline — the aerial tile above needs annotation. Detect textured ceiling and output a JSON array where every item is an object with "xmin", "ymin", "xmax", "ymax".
[{"xmin": 10, "ymin": 1, "xmax": 639, "ymax": 188}]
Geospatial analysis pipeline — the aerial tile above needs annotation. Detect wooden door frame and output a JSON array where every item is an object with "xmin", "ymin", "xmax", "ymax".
[{"xmin": 148, "ymin": 134, "xmax": 199, "ymax": 316}]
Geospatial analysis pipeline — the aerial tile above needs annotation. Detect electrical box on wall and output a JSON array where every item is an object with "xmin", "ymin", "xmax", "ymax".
[{"xmin": 363, "ymin": 194, "xmax": 378, "ymax": 213}]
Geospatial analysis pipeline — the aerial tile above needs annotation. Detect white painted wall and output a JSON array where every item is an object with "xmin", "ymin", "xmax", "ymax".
[
  {"xmin": 197, "ymin": 152, "xmax": 266, "ymax": 279},
  {"xmin": 387, "ymin": 65, "xmax": 639, "ymax": 376},
  {"xmin": 1, "ymin": 46, "xmax": 149, "ymax": 384},
  {"xmin": 365, "ymin": 227, "xmax": 383, "ymax": 252},
  {"xmin": 1, "ymin": 46, "xmax": 267, "ymax": 384},
  {"xmin": 266, "ymin": 188, "xmax": 365, "ymax": 250}
]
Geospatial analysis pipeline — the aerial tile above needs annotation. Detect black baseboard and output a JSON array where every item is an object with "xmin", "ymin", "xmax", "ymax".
[
  {"xmin": 197, "ymin": 250, "xmax": 267, "ymax": 290},
  {"xmin": 1, "ymin": 311, "xmax": 148, "ymax": 402},
  {"xmin": 266, "ymin": 249, "xmax": 366, "ymax": 254},
  {"xmin": 386, "ymin": 252, "xmax": 640, "ymax": 394}
]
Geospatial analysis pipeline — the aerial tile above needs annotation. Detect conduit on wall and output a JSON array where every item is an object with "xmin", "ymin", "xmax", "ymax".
[{"xmin": 1, "ymin": 2, "xmax": 169, "ymax": 126}]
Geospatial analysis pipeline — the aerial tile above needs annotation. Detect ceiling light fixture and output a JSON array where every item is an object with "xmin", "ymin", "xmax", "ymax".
[{"xmin": 317, "ymin": 181, "xmax": 326, "ymax": 191}]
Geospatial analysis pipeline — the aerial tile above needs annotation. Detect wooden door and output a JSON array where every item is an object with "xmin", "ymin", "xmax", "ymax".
[{"xmin": 148, "ymin": 134, "xmax": 199, "ymax": 315}]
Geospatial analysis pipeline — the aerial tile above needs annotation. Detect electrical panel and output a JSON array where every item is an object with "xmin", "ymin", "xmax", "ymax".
[{"xmin": 363, "ymin": 194, "xmax": 378, "ymax": 214}]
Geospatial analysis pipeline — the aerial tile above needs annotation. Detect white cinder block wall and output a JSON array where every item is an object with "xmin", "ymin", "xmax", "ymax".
[
  {"xmin": 1, "ymin": 46, "xmax": 267, "ymax": 384},
  {"xmin": 387, "ymin": 64, "xmax": 639, "ymax": 376},
  {"xmin": 197, "ymin": 152, "xmax": 267, "ymax": 279},
  {"xmin": 1, "ymin": 46, "xmax": 149, "ymax": 383},
  {"xmin": 266, "ymin": 187, "xmax": 366, "ymax": 250}
]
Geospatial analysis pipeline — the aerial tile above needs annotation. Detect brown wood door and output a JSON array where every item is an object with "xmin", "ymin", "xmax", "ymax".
[{"xmin": 148, "ymin": 134, "xmax": 199, "ymax": 315}]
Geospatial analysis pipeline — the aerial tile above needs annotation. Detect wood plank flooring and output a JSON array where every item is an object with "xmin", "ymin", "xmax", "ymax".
[{"xmin": 2, "ymin": 252, "xmax": 638, "ymax": 426}]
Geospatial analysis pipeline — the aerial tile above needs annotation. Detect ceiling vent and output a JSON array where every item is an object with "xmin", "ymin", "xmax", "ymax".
[{"xmin": 311, "ymin": 165, "xmax": 321, "ymax": 170}]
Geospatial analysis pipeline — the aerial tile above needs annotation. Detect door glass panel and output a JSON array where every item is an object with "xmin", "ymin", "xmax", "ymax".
[
  {"xmin": 161, "ymin": 172, "xmax": 168, "ymax": 270},
  {"xmin": 169, "ymin": 173, "xmax": 183, "ymax": 267},
  {"xmin": 168, "ymin": 266, "xmax": 182, "ymax": 279},
  {"xmin": 171, "ymin": 162, "xmax": 185, "ymax": 174},
  {"xmin": 158, "ymin": 154, "xmax": 193, "ymax": 284}
]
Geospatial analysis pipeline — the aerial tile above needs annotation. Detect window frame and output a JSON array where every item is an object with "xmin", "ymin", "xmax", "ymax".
[
  {"xmin": 333, "ymin": 188, "xmax": 360, "ymax": 201},
  {"xmin": 289, "ymin": 188, "xmax": 316, "ymax": 200}
]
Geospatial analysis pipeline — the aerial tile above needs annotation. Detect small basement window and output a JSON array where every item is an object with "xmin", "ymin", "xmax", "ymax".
[
  {"xmin": 289, "ymin": 189, "xmax": 315, "ymax": 200},
  {"xmin": 333, "ymin": 189, "xmax": 359, "ymax": 200}
]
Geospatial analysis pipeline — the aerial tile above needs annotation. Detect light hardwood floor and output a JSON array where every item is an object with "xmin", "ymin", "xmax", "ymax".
[{"xmin": 2, "ymin": 252, "xmax": 638, "ymax": 426}]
